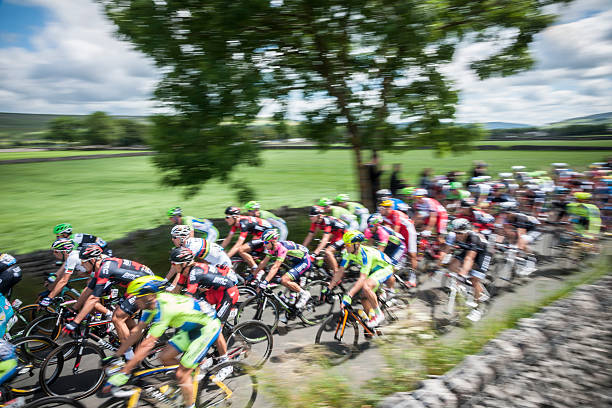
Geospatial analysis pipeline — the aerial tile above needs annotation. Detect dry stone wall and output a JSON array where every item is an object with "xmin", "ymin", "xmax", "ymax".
[{"xmin": 379, "ymin": 275, "xmax": 612, "ymax": 408}]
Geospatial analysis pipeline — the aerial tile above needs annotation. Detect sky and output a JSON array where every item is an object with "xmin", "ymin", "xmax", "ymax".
[{"xmin": 0, "ymin": 0, "xmax": 610, "ymax": 126}]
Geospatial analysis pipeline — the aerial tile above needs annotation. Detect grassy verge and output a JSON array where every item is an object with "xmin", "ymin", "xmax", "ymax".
[
  {"xmin": 0, "ymin": 150, "xmax": 150, "ymax": 160},
  {"xmin": 262, "ymin": 256, "xmax": 609, "ymax": 408}
]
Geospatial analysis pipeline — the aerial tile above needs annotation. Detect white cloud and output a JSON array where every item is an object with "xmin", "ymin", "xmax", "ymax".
[{"xmin": 0, "ymin": 0, "xmax": 159, "ymax": 115}]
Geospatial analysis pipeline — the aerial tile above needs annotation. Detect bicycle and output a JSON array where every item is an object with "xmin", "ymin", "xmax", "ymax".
[
  {"xmin": 1, "ymin": 396, "xmax": 87, "ymax": 408},
  {"xmin": 98, "ymin": 361, "xmax": 257, "ymax": 408}
]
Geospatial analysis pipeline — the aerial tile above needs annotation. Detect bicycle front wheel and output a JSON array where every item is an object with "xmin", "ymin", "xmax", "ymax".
[
  {"xmin": 25, "ymin": 396, "xmax": 87, "ymax": 408},
  {"xmin": 24, "ymin": 314, "xmax": 61, "ymax": 340},
  {"xmin": 9, "ymin": 335, "xmax": 59, "ymax": 394},
  {"xmin": 39, "ymin": 340, "xmax": 106, "ymax": 400},
  {"xmin": 226, "ymin": 320, "xmax": 273, "ymax": 369},
  {"xmin": 299, "ymin": 280, "xmax": 335, "ymax": 326},
  {"xmin": 314, "ymin": 312, "xmax": 359, "ymax": 365},
  {"xmin": 197, "ymin": 361, "xmax": 257, "ymax": 408},
  {"xmin": 8, "ymin": 304, "xmax": 54, "ymax": 338},
  {"xmin": 236, "ymin": 295, "xmax": 279, "ymax": 333}
]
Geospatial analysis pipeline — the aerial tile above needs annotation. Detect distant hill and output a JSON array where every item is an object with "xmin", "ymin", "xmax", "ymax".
[
  {"xmin": 547, "ymin": 112, "xmax": 612, "ymax": 128},
  {"xmin": 482, "ymin": 122, "xmax": 533, "ymax": 130}
]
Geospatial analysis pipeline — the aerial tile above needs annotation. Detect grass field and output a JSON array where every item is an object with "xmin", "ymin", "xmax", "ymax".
[
  {"xmin": 0, "ymin": 150, "xmax": 150, "ymax": 160},
  {"xmin": 1, "ymin": 148, "xmax": 608, "ymax": 254},
  {"xmin": 473, "ymin": 140, "xmax": 612, "ymax": 147}
]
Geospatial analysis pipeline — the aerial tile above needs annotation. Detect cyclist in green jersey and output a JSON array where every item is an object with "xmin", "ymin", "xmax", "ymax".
[
  {"xmin": 244, "ymin": 200, "xmax": 289, "ymax": 241},
  {"xmin": 168, "ymin": 206, "xmax": 219, "ymax": 243},
  {"xmin": 327, "ymin": 231, "xmax": 394, "ymax": 328},
  {"xmin": 566, "ymin": 192, "xmax": 602, "ymax": 239},
  {"xmin": 318, "ymin": 197, "xmax": 359, "ymax": 230},
  {"xmin": 105, "ymin": 276, "xmax": 222, "ymax": 408},
  {"xmin": 334, "ymin": 194, "xmax": 370, "ymax": 231}
]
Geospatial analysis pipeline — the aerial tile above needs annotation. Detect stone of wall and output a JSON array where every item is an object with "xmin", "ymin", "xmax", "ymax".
[{"xmin": 379, "ymin": 275, "xmax": 612, "ymax": 408}]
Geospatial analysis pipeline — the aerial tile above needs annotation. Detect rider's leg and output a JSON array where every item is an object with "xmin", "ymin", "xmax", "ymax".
[
  {"xmin": 281, "ymin": 274, "xmax": 301, "ymax": 293},
  {"xmin": 238, "ymin": 244, "xmax": 257, "ymax": 268},
  {"xmin": 324, "ymin": 246, "xmax": 338, "ymax": 273}
]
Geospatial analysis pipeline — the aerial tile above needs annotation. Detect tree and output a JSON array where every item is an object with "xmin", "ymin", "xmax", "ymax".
[
  {"xmin": 46, "ymin": 117, "xmax": 83, "ymax": 142},
  {"xmin": 82, "ymin": 111, "xmax": 117, "ymax": 145},
  {"xmin": 115, "ymin": 119, "xmax": 151, "ymax": 146},
  {"xmin": 101, "ymin": 0, "xmax": 571, "ymax": 205}
]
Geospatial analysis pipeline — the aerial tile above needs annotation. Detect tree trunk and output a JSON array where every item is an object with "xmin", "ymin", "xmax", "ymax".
[{"xmin": 353, "ymin": 145, "xmax": 374, "ymax": 212}]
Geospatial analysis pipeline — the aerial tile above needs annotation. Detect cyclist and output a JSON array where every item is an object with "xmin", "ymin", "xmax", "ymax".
[
  {"xmin": 327, "ymin": 231, "xmax": 394, "ymax": 328},
  {"xmin": 244, "ymin": 201, "xmax": 289, "ymax": 241},
  {"xmin": 0, "ymin": 340, "xmax": 18, "ymax": 398},
  {"xmin": 302, "ymin": 206, "xmax": 347, "ymax": 274},
  {"xmin": 566, "ymin": 192, "xmax": 602, "ymax": 240},
  {"xmin": 254, "ymin": 229, "xmax": 312, "ymax": 314},
  {"xmin": 377, "ymin": 200, "xmax": 418, "ymax": 285},
  {"xmin": 334, "ymin": 194, "xmax": 370, "ymax": 231},
  {"xmin": 167, "ymin": 206, "xmax": 219, "ymax": 243},
  {"xmin": 53, "ymin": 223, "xmax": 112, "ymax": 255},
  {"xmin": 318, "ymin": 197, "xmax": 359, "ymax": 230},
  {"xmin": 221, "ymin": 207, "xmax": 272, "ymax": 267},
  {"xmin": 437, "ymin": 218, "xmax": 490, "ymax": 322},
  {"xmin": 376, "ymin": 189, "xmax": 410, "ymax": 214},
  {"xmin": 167, "ymin": 225, "xmax": 237, "ymax": 289},
  {"xmin": 455, "ymin": 199, "xmax": 496, "ymax": 236},
  {"xmin": 170, "ymin": 247, "xmax": 236, "ymax": 368},
  {"xmin": 64, "ymin": 246, "xmax": 154, "ymax": 360},
  {"xmin": 0, "ymin": 252, "xmax": 22, "ymax": 300},
  {"xmin": 412, "ymin": 189, "xmax": 448, "ymax": 243},
  {"xmin": 40, "ymin": 238, "xmax": 86, "ymax": 307},
  {"xmin": 104, "ymin": 276, "xmax": 222, "ymax": 408}
]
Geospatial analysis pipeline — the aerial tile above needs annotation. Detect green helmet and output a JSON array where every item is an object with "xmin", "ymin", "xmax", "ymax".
[
  {"xmin": 449, "ymin": 182, "xmax": 462, "ymax": 190},
  {"xmin": 53, "ymin": 223, "xmax": 73, "ymax": 235},
  {"xmin": 399, "ymin": 187, "xmax": 414, "ymax": 196},
  {"xmin": 244, "ymin": 201, "xmax": 261, "ymax": 211},
  {"xmin": 335, "ymin": 194, "xmax": 350, "ymax": 203},
  {"xmin": 317, "ymin": 197, "xmax": 332, "ymax": 206},
  {"xmin": 262, "ymin": 229, "xmax": 280, "ymax": 243},
  {"xmin": 51, "ymin": 238, "xmax": 75, "ymax": 252},
  {"xmin": 367, "ymin": 213, "xmax": 383, "ymax": 227},
  {"xmin": 342, "ymin": 230, "xmax": 365, "ymax": 245},
  {"xmin": 167, "ymin": 207, "xmax": 182, "ymax": 217},
  {"xmin": 459, "ymin": 190, "xmax": 471, "ymax": 199}
]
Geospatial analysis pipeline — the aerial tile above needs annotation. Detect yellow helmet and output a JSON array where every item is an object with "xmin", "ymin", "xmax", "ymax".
[{"xmin": 126, "ymin": 276, "xmax": 167, "ymax": 297}]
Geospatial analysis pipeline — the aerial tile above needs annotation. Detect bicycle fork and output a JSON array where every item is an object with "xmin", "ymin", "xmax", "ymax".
[{"xmin": 334, "ymin": 310, "xmax": 349, "ymax": 341}]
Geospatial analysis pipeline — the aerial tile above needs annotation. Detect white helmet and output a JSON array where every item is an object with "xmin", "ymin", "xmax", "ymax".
[
  {"xmin": 171, "ymin": 224, "xmax": 192, "ymax": 238},
  {"xmin": 450, "ymin": 218, "xmax": 471, "ymax": 232}
]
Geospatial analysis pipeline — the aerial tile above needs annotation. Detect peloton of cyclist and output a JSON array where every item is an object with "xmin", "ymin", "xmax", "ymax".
[
  {"xmin": 565, "ymin": 192, "xmax": 602, "ymax": 240},
  {"xmin": 53, "ymin": 223, "xmax": 112, "ymax": 255},
  {"xmin": 167, "ymin": 207, "xmax": 219, "ymax": 243},
  {"xmin": 327, "ymin": 231, "xmax": 394, "ymax": 328},
  {"xmin": 364, "ymin": 213, "xmax": 413, "ymax": 271},
  {"xmin": 412, "ymin": 189, "xmax": 448, "ymax": 244},
  {"xmin": 40, "ymin": 238, "xmax": 87, "ymax": 307},
  {"xmin": 254, "ymin": 229, "xmax": 312, "ymax": 315},
  {"xmin": 302, "ymin": 206, "xmax": 347, "ymax": 274},
  {"xmin": 105, "ymin": 276, "xmax": 222, "ymax": 408},
  {"xmin": 318, "ymin": 197, "xmax": 359, "ymax": 230},
  {"xmin": 334, "ymin": 194, "xmax": 370, "ymax": 231},
  {"xmin": 243, "ymin": 201, "xmax": 289, "ymax": 241}
]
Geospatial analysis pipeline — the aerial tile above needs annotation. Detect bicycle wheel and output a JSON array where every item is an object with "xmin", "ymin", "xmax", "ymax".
[
  {"xmin": 24, "ymin": 314, "xmax": 61, "ymax": 340},
  {"xmin": 236, "ymin": 295, "xmax": 279, "ymax": 333},
  {"xmin": 98, "ymin": 397, "xmax": 156, "ymax": 407},
  {"xmin": 9, "ymin": 336, "xmax": 59, "ymax": 394},
  {"xmin": 39, "ymin": 340, "xmax": 106, "ymax": 400},
  {"xmin": 197, "ymin": 361, "xmax": 257, "ymax": 408},
  {"xmin": 226, "ymin": 321, "xmax": 273, "ymax": 369},
  {"xmin": 314, "ymin": 312, "xmax": 359, "ymax": 365},
  {"xmin": 299, "ymin": 280, "xmax": 335, "ymax": 326},
  {"xmin": 25, "ymin": 396, "xmax": 87, "ymax": 408},
  {"xmin": 8, "ymin": 304, "xmax": 54, "ymax": 338}
]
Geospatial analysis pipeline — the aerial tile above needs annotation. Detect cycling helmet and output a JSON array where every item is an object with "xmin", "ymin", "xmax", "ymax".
[
  {"xmin": 460, "ymin": 198, "xmax": 474, "ymax": 208},
  {"xmin": 378, "ymin": 200, "xmax": 393, "ymax": 208},
  {"xmin": 375, "ymin": 189, "xmax": 392, "ymax": 199},
  {"xmin": 126, "ymin": 276, "xmax": 167, "ymax": 297},
  {"xmin": 450, "ymin": 218, "xmax": 471, "ymax": 232},
  {"xmin": 573, "ymin": 192, "xmax": 592, "ymax": 200},
  {"xmin": 225, "ymin": 206, "xmax": 241, "ymax": 216},
  {"xmin": 498, "ymin": 201, "xmax": 518, "ymax": 212},
  {"xmin": 244, "ymin": 201, "xmax": 260, "ymax": 211},
  {"xmin": 309, "ymin": 206, "xmax": 324, "ymax": 216},
  {"xmin": 342, "ymin": 230, "xmax": 365, "ymax": 245},
  {"xmin": 413, "ymin": 188, "xmax": 428, "ymax": 198},
  {"xmin": 335, "ymin": 194, "xmax": 350, "ymax": 203},
  {"xmin": 167, "ymin": 207, "xmax": 182, "ymax": 217},
  {"xmin": 53, "ymin": 223, "xmax": 73, "ymax": 235},
  {"xmin": 459, "ymin": 190, "xmax": 471, "ymax": 199},
  {"xmin": 398, "ymin": 187, "xmax": 414, "ymax": 196},
  {"xmin": 449, "ymin": 182, "xmax": 462, "ymax": 190},
  {"xmin": 171, "ymin": 224, "xmax": 192, "ymax": 238},
  {"xmin": 51, "ymin": 238, "xmax": 75, "ymax": 252},
  {"xmin": 317, "ymin": 197, "xmax": 332, "ymax": 207},
  {"xmin": 169, "ymin": 247, "xmax": 195, "ymax": 263},
  {"xmin": 262, "ymin": 229, "xmax": 280, "ymax": 243},
  {"xmin": 367, "ymin": 213, "xmax": 383, "ymax": 227},
  {"xmin": 79, "ymin": 245, "xmax": 103, "ymax": 260}
]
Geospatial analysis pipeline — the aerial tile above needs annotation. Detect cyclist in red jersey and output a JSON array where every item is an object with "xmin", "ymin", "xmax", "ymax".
[
  {"xmin": 455, "ymin": 199, "xmax": 496, "ymax": 235},
  {"xmin": 302, "ymin": 206, "xmax": 347, "ymax": 273},
  {"xmin": 413, "ymin": 188, "xmax": 448, "ymax": 243}
]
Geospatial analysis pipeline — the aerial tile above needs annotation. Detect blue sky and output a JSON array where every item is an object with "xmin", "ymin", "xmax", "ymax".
[{"xmin": 0, "ymin": 0, "xmax": 610, "ymax": 125}]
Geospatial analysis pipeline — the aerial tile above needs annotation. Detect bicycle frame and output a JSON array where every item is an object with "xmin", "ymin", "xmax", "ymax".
[{"xmin": 333, "ymin": 305, "xmax": 376, "ymax": 342}]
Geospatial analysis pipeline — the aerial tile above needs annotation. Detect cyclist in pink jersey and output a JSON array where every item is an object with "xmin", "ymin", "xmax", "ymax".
[
  {"xmin": 377, "ymin": 201, "xmax": 418, "ymax": 285},
  {"xmin": 413, "ymin": 188, "xmax": 448, "ymax": 243}
]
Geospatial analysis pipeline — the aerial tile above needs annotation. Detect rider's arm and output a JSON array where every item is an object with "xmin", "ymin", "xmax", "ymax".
[
  {"xmin": 73, "ymin": 294, "xmax": 100, "ymax": 325},
  {"xmin": 313, "ymin": 233, "xmax": 330, "ymax": 256},
  {"xmin": 264, "ymin": 258, "xmax": 284, "ymax": 282},
  {"xmin": 120, "ymin": 322, "xmax": 156, "ymax": 373},
  {"xmin": 221, "ymin": 230, "xmax": 235, "ymax": 249},
  {"xmin": 165, "ymin": 264, "xmax": 179, "ymax": 283},
  {"xmin": 459, "ymin": 250, "xmax": 476, "ymax": 276},
  {"xmin": 302, "ymin": 231, "xmax": 314, "ymax": 248},
  {"xmin": 426, "ymin": 212, "xmax": 437, "ymax": 231},
  {"xmin": 227, "ymin": 235, "xmax": 246, "ymax": 257},
  {"xmin": 254, "ymin": 256, "xmax": 271, "ymax": 274},
  {"xmin": 48, "ymin": 269, "xmax": 70, "ymax": 299},
  {"xmin": 329, "ymin": 265, "xmax": 345, "ymax": 290}
]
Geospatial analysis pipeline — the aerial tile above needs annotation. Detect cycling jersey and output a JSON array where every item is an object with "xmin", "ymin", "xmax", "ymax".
[
  {"xmin": 259, "ymin": 210, "xmax": 283, "ymax": 222},
  {"xmin": 382, "ymin": 209, "xmax": 417, "ymax": 254},
  {"xmin": 340, "ymin": 246, "xmax": 393, "ymax": 290},
  {"xmin": 507, "ymin": 212, "xmax": 540, "ymax": 231},
  {"xmin": 184, "ymin": 216, "xmax": 219, "ymax": 243},
  {"xmin": 345, "ymin": 202, "xmax": 370, "ymax": 231},
  {"xmin": 140, "ymin": 292, "xmax": 221, "ymax": 369},
  {"xmin": 445, "ymin": 231, "xmax": 491, "ymax": 278},
  {"xmin": 63, "ymin": 250, "xmax": 87, "ymax": 275},
  {"xmin": 457, "ymin": 209, "xmax": 495, "ymax": 233},
  {"xmin": 309, "ymin": 215, "xmax": 347, "ymax": 242},
  {"xmin": 364, "ymin": 226, "xmax": 406, "ymax": 265},
  {"xmin": 185, "ymin": 263, "xmax": 238, "ymax": 322},
  {"xmin": 415, "ymin": 197, "xmax": 448, "ymax": 233},
  {"xmin": 264, "ymin": 241, "xmax": 311, "ymax": 281},
  {"xmin": 72, "ymin": 233, "xmax": 110, "ymax": 253},
  {"xmin": 566, "ymin": 202, "xmax": 601, "ymax": 236},
  {"xmin": 0, "ymin": 254, "xmax": 22, "ymax": 299},
  {"xmin": 183, "ymin": 238, "xmax": 232, "ymax": 269},
  {"xmin": 230, "ymin": 216, "xmax": 272, "ymax": 240},
  {"xmin": 0, "ymin": 339, "xmax": 17, "ymax": 386},
  {"xmin": 0, "ymin": 294, "xmax": 14, "ymax": 339},
  {"xmin": 329, "ymin": 206, "xmax": 359, "ymax": 229},
  {"xmin": 87, "ymin": 258, "xmax": 153, "ymax": 297},
  {"xmin": 259, "ymin": 210, "xmax": 289, "ymax": 241}
]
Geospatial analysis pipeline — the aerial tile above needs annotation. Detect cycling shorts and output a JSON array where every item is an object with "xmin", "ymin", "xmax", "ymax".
[
  {"xmin": 118, "ymin": 296, "xmax": 138, "ymax": 316},
  {"xmin": 284, "ymin": 257, "xmax": 312, "ymax": 281},
  {"xmin": 327, "ymin": 239, "xmax": 345, "ymax": 251},
  {"xmin": 367, "ymin": 265, "xmax": 393, "ymax": 292},
  {"xmin": 0, "ymin": 358, "xmax": 17, "ymax": 387},
  {"xmin": 204, "ymin": 287, "xmax": 239, "ymax": 323},
  {"xmin": 470, "ymin": 252, "xmax": 491, "ymax": 280},
  {"xmin": 168, "ymin": 319, "xmax": 221, "ymax": 369},
  {"xmin": 247, "ymin": 239, "xmax": 265, "ymax": 252}
]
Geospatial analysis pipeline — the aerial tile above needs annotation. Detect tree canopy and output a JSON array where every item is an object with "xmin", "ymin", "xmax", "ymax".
[{"xmin": 100, "ymin": 0, "xmax": 572, "ymax": 203}]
